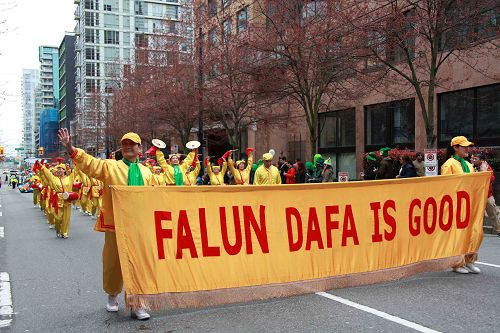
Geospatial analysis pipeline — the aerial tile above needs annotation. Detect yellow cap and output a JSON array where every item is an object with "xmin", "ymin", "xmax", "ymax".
[
  {"xmin": 120, "ymin": 132, "xmax": 141, "ymax": 145},
  {"xmin": 262, "ymin": 153, "xmax": 273, "ymax": 161},
  {"xmin": 236, "ymin": 160, "xmax": 245, "ymax": 166},
  {"xmin": 56, "ymin": 164, "xmax": 67, "ymax": 171},
  {"xmin": 450, "ymin": 136, "xmax": 473, "ymax": 147}
]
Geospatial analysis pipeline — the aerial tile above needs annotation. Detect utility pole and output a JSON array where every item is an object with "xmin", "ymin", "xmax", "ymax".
[{"xmin": 197, "ymin": 26, "xmax": 205, "ymax": 174}]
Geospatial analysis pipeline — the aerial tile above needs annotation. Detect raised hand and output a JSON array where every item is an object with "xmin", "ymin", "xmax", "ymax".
[{"xmin": 58, "ymin": 128, "xmax": 75, "ymax": 156}]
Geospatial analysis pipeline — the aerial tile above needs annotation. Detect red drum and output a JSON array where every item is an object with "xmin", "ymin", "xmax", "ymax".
[{"xmin": 62, "ymin": 192, "xmax": 79, "ymax": 202}]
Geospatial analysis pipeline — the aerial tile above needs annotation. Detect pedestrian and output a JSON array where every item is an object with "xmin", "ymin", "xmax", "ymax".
[
  {"xmin": 362, "ymin": 152, "xmax": 378, "ymax": 180},
  {"xmin": 441, "ymin": 136, "xmax": 481, "ymax": 274},
  {"xmin": 254, "ymin": 152, "xmax": 282, "ymax": 185},
  {"xmin": 284, "ymin": 163, "xmax": 296, "ymax": 184},
  {"xmin": 376, "ymin": 147, "xmax": 394, "ymax": 179},
  {"xmin": 295, "ymin": 162, "xmax": 306, "ymax": 183},
  {"xmin": 58, "ymin": 128, "xmax": 157, "ymax": 320},
  {"xmin": 322, "ymin": 158, "xmax": 334, "ymax": 182},
  {"xmin": 413, "ymin": 152, "xmax": 425, "ymax": 177},
  {"xmin": 471, "ymin": 152, "xmax": 500, "ymax": 236},
  {"xmin": 278, "ymin": 156, "xmax": 289, "ymax": 184},
  {"xmin": 397, "ymin": 155, "xmax": 417, "ymax": 178}
]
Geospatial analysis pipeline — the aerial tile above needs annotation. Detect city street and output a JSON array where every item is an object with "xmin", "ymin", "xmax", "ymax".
[{"xmin": 0, "ymin": 186, "xmax": 499, "ymax": 333}]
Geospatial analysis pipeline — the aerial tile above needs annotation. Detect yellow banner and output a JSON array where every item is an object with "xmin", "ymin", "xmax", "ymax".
[{"xmin": 111, "ymin": 173, "xmax": 490, "ymax": 308}]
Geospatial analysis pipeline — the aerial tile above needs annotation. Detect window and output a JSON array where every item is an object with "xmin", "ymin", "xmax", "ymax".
[
  {"xmin": 209, "ymin": 28, "xmax": 218, "ymax": 47},
  {"xmin": 208, "ymin": 0, "xmax": 217, "ymax": 17},
  {"xmin": 222, "ymin": 0, "xmax": 231, "ymax": 8},
  {"xmin": 152, "ymin": 4, "xmax": 163, "ymax": 17},
  {"xmin": 388, "ymin": 9, "xmax": 416, "ymax": 63},
  {"xmin": 123, "ymin": 16, "xmax": 130, "ymax": 28},
  {"xmin": 223, "ymin": 18, "xmax": 232, "ymax": 38},
  {"xmin": 85, "ymin": 29, "xmax": 99, "ymax": 43},
  {"xmin": 86, "ymin": 63, "xmax": 100, "ymax": 77},
  {"xmin": 165, "ymin": 5, "xmax": 178, "ymax": 19},
  {"xmin": 302, "ymin": 0, "xmax": 327, "ymax": 20},
  {"xmin": 104, "ymin": 4, "xmax": 111, "ymax": 11},
  {"xmin": 85, "ymin": 47, "xmax": 100, "ymax": 60},
  {"xmin": 365, "ymin": 98, "xmax": 415, "ymax": 149},
  {"xmin": 85, "ymin": 12, "xmax": 99, "ymax": 27},
  {"xmin": 104, "ymin": 14, "xmax": 119, "ymax": 28},
  {"xmin": 439, "ymin": 83, "xmax": 500, "ymax": 146},
  {"xmin": 365, "ymin": 31, "xmax": 386, "ymax": 69},
  {"xmin": 237, "ymin": 7, "xmax": 248, "ymax": 33},
  {"xmin": 318, "ymin": 108, "xmax": 356, "ymax": 179},
  {"xmin": 85, "ymin": 0, "xmax": 99, "ymax": 10},
  {"xmin": 104, "ymin": 30, "xmax": 119, "ymax": 44},
  {"xmin": 85, "ymin": 79, "xmax": 99, "ymax": 93}
]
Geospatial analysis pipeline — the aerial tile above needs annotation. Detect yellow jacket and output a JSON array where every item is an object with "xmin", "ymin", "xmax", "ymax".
[
  {"xmin": 228, "ymin": 155, "xmax": 253, "ymax": 185},
  {"xmin": 153, "ymin": 173, "xmax": 167, "ymax": 186},
  {"xmin": 40, "ymin": 165, "xmax": 76, "ymax": 208},
  {"xmin": 254, "ymin": 165, "xmax": 282, "ymax": 185},
  {"xmin": 207, "ymin": 161, "xmax": 227, "ymax": 185},
  {"xmin": 184, "ymin": 161, "xmax": 201, "ymax": 186},
  {"xmin": 156, "ymin": 150, "xmax": 196, "ymax": 185},
  {"xmin": 441, "ymin": 157, "xmax": 475, "ymax": 175},
  {"xmin": 71, "ymin": 148, "xmax": 157, "ymax": 232}
]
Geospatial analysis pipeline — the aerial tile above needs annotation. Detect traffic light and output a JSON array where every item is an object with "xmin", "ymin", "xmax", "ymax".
[
  {"xmin": 0, "ymin": 146, "xmax": 4, "ymax": 155},
  {"xmin": 38, "ymin": 147, "xmax": 45, "ymax": 156}
]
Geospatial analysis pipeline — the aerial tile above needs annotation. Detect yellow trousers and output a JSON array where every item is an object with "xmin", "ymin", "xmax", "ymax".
[
  {"xmin": 40, "ymin": 196, "xmax": 46, "ymax": 211},
  {"xmin": 103, "ymin": 232, "xmax": 123, "ymax": 296},
  {"xmin": 33, "ymin": 189, "xmax": 39, "ymax": 205},
  {"xmin": 60, "ymin": 205, "xmax": 72, "ymax": 236},
  {"xmin": 91, "ymin": 198, "xmax": 100, "ymax": 216},
  {"xmin": 81, "ymin": 195, "xmax": 92, "ymax": 213}
]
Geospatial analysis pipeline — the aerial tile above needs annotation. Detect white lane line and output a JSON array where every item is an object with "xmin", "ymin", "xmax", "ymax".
[
  {"xmin": 0, "ymin": 212, "xmax": 2, "ymax": 217},
  {"xmin": 0, "ymin": 227, "xmax": 3, "ymax": 238},
  {"xmin": 476, "ymin": 261, "xmax": 500, "ymax": 268},
  {"xmin": 316, "ymin": 292, "xmax": 441, "ymax": 333},
  {"xmin": 0, "ymin": 272, "xmax": 13, "ymax": 328}
]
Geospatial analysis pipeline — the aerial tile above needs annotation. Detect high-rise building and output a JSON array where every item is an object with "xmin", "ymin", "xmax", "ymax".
[
  {"xmin": 35, "ymin": 46, "xmax": 59, "ymax": 149},
  {"xmin": 73, "ymin": 0, "xmax": 192, "ymax": 155},
  {"xmin": 21, "ymin": 69, "xmax": 40, "ymax": 158},
  {"xmin": 58, "ymin": 33, "xmax": 77, "ymax": 131},
  {"xmin": 39, "ymin": 108, "xmax": 59, "ymax": 157}
]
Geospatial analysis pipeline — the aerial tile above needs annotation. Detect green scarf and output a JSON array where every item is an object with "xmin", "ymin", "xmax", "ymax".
[
  {"xmin": 122, "ymin": 158, "xmax": 144, "ymax": 186},
  {"xmin": 453, "ymin": 154, "xmax": 470, "ymax": 173},
  {"xmin": 173, "ymin": 165, "xmax": 184, "ymax": 186}
]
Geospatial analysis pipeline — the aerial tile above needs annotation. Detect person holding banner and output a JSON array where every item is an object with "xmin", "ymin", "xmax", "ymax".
[
  {"xmin": 254, "ymin": 153, "xmax": 281, "ymax": 185},
  {"xmin": 228, "ymin": 148, "xmax": 254, "ymax": 185},
  {"xmin": 441, "ymin": 136, "xmax": 481, "ymax": 274},
  {"xmin": 58, "ymin": 128, "xmax": 157, "ymax": 320},
  {"xmin": 471, "ymin": 153, "xmax": 500, "ymax": 236}
]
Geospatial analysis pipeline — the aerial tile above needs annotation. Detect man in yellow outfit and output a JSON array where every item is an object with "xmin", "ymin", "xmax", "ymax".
[
  {"xmin": 58, "ymin": 128, "xmax": 157, "ymax": 320},
  {"xmin": 38, "ymin": 162, "xmax": 75, "ymax": 238},
  {"xmin": 254, "ymin": 153, "xmax": 282, "ymax": 185},
  {"xmin": 228, "ymin": 148, "xmax": 254, "ymax": 185}
]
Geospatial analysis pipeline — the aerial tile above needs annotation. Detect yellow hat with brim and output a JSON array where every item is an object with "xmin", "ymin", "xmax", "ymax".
[
  {"xmin": 169, "ymin": 153, "xmax": 181, "ymax": 160},
  {"xmin": 212, "ymin": 165, "xmax": 221, "ymax": 170},
  {"xmin": 120, "ymin": 132, "xmax": 141, "ymax": 145},
  {"xmin": 262, "ymin": 153, "xmax": 273, "ymax": 161},
  {"xmin": 450, "ymin": 136, "xmax": 473, "ymax": 147},
  {"xmin": 153, "ymin": 166, "xmax": 162, "ymax": 170},
  {"xmin": 56, "ymin": 164, "xmax": 67, "ymax": 171},
  {"xmin": 236, "ymin": 160, "xmax": 245, "ymax": 166}
]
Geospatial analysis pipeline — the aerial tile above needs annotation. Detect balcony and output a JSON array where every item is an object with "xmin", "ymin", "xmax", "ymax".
[
  {"xmin": 74, "ymin": 8, "xmax": 80, "ymax": 20},
  {"xmin": 74, "ymin": 0, "xmax": 80, "ymax": 3}
]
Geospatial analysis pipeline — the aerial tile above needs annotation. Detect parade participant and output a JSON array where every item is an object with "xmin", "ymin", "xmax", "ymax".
[
  {"xmin": 376, "ymin": 147, "xmax": 394, "ymax": 179},
  {"xmin": 77, "ymin": 169, "xmax": 93, "ymax": 216},
  {"xmin": 155, "ymin": 149, "xmax": 197, "ymax": 186},
  {"xmin": 322, "ymin": 158, "xmax": 334, "ymax": 182},
  {"xmin": 254, "ymin": 153, "xmax": 281, "ymax": 185},
  {"xmin": 184, "ymin": 151, "xmax": 201, "ymax": 186},
  {"xmin": 89, "ymin": 177, "xmax": 103, "ymax": 216},
  {"xmin": 413, "ymin": 152, "xmax": 425, "ymax": 177},
  {"xmin": 205, "ymin": 156, "xmax": 228, "ymax": 186},
  {"xmin": 29, "ymin": 171, "xmax": 41, "ymax": 207},
  {"xmin": 152, "ymin": 166, "xmax": 167, "ymax": 186},
  {"xmin": 471, "ymin": 152, "xmax": 500, "ymax": 236},
  {"xmin": 362, "ymin": 152, "xmax": 378, "ymax": 180},
  {"xmin": 58, "ymin": 128, "xmax": 157, "ymax": 320},
  {"xmin": 37, "ymin": 161, "xmax": 76, "ymax": 238},
  {"xmin": 441, "ymin": 136, "xmax": 480, "ymax": 274},
  {"xmin": 228, "ymin": 148, "xmax": 254, "ymax": 185}
]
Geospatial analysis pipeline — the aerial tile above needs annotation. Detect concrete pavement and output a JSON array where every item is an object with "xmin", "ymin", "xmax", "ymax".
[{"xmin": 0, "ymin": 186, "xmax": 499, "ymax": 333}]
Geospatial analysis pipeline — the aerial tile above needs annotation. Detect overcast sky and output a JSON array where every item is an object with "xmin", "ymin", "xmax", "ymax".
[{"xmin": 0, "ymin": 0, "xmax": 74, "ymax": 155}]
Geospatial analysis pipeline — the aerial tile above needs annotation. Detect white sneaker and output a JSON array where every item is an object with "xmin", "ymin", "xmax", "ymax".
[
  {"xmin": 465, "ymin": 263, "xmax": 481, "ymax": 274},
  {"xmin": 49, "ymin": 225, "xmax": 55, "ymax": 229},
  {"xmin": 106, "ymin": 295, "xmax": 118, "ymax": 312},
  {"xmin": 131, "ymin": 308, "xmax": 150, "ymax": 320},
  {"xmin": 453, "ymin": 266, "xmax": 469, "ymax": 274}
]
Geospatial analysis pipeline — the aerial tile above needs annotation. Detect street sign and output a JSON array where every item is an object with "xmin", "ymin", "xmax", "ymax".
[
  {"xmin": 425, "ymin": 165, "xmax": 438, "ymax": 176},
  {"xmin": 338, "ymin": 171, "xmax": 349, "ymax": 182},
  {"xmin": 424, "ymin": 149, "xmax": 438, "ymax": 166},
  {"xmin": 15, "ymin": 148, "xmax": 24, "ymax": 151}
]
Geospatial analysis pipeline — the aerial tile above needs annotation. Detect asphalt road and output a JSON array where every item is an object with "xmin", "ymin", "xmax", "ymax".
[{"xmin": 0, "ymin": 186, "xmax": 499, "ymax": 333}]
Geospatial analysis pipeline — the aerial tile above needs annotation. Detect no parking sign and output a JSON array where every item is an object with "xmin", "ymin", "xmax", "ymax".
[
  {"xmin": 338, "ymin": 172, "xmax": 349, "ymax": 182},
  {"xmin": 424, "ymin": 149, "xmax": 438, "ymax": 176}
]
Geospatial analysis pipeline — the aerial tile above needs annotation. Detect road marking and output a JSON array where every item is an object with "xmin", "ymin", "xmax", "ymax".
[
  {"xmin": 476, "ymin": 261, "xmax": 500, "ymax": 268},
  {"xmin": 0, "ymin": 272, "xmax": 13, "ymax": 328},
  {"xmin": 0, "ymin": 212, "xmax": 2, "ymax": 217},
  {"xmin": 0, "ymin": 227, "xmax": 3, "ymax": 238},
  {"xmin": 316, "ymin": 292, "xmax": 441, "ymax": 333}
]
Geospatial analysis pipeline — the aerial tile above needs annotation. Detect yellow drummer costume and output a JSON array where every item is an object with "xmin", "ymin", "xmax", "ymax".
[
  {"xmin": 152, "ymin": 166, "xmax": 167, "ymax": 186},
  {"xmin": 38, "ymin": 162, "xmax": 76, "ymax": 237},
  {"xmin": 156, "ymin": 149, "xmax": 197, "ymax": 186},
  {"xmin": 29, "ymin": 174, "xmax": 41, "ymax": 206},
  {"xmin": 228, "ymin": 148, "xmax": 254, "ymax": 185},
  {"xmin": 69, "ymin": 132, "xmax": 157, "ymax": 299},
  {"xmin": 205, "ymin": 158, "xmax": 227, "ymax": 185},
  {"xmin": 254, "ymin": 153, "xmax": 282, "ymax": 185}
]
